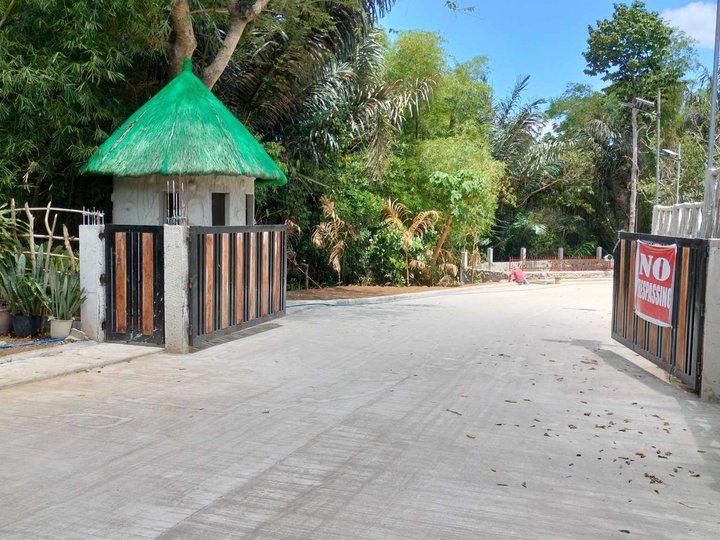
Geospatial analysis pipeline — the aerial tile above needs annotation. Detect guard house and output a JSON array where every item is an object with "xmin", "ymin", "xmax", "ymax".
[{"xmin": 80, "ymin": 58, "xmax": 288, "ymax": 352}]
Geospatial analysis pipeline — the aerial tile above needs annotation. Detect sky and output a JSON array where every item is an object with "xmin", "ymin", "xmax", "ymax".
[{"xmin": 380, "ymin": 1, "xmax": 718, "ymax": 103}]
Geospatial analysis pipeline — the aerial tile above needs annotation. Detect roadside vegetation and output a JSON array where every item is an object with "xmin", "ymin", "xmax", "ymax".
[{"xmin": 0, "ymin": 1, "xmax": 716, "ymax": 287}]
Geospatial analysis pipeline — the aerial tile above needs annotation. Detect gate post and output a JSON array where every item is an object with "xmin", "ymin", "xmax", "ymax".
[
  {"xmin": 79, "ymin": 225, "xmax": 105, "ymax": 342},
  {"xmin": 702, "ymin": 240, "xmax": 720, "ymax": 402},
  {"xmin": 486, "ymin": 247, "xmax": 493, "ymax": 270},
  {"xmin": 164, "ymin": 225, "xmax": 190, "ymax": 353}
]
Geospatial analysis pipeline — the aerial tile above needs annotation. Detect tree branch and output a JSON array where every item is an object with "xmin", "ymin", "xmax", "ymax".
[
  {"xmin": 0, "ymin": 0, "xmax": 17, "ymax": 30},
  {"xmin": 202, "ymin": 0, "xmax": 271, "ymax": 89},
  {"xmin": 516, "ymin": 178, "xmax": 565, "ymax": 206}
]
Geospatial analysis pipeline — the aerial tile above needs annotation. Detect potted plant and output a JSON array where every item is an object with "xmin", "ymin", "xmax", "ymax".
[
  {"xmin": 0, "ymin": 254, "xmax": 46, "ymax": 337},
  {"xmin": 41, "ymin": 263, "xmax": 86, "ymax": 339}
]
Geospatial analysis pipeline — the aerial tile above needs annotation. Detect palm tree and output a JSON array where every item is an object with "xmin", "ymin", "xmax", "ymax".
[
  {"xmin": 382, "ymin": 198, "xmax": 439, "ymax": 285},
  {"xmin": 311, "ymin": 195, "xmax": 358, "ymax": 283}
]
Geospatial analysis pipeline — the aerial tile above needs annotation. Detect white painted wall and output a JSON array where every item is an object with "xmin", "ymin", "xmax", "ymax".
[
  {"xmin": 112, "ymin": 175, "xmax": 254, "ymax": 226},
  {"xmin": 702, "ymin": 240, "xmax": 720, "ymax": 402},
  {"xmin": 79, "ymin": 224, "xmax": 105, "ymax": 342}
]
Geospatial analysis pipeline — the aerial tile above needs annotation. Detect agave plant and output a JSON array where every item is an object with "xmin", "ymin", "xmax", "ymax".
[
  {"xmin": 42, "ymin": 262, "xmax": 86, "ymax": 321},
  {"xmin": 0, "ymin": 251, "xmax": 47, "ymax": 316}
]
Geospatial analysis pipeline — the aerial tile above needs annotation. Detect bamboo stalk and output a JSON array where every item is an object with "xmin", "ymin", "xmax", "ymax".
[{"xmin": 23, "ymin": 203, "xmax": 36, "ymax": 272}]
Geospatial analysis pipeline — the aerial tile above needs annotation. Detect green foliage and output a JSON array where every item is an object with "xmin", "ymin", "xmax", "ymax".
[
  {"xmin": 0, "ymin": 0, "xmax": 170, "ymax": 202},
  {"xmin": 583, "ymin": 1, "xmax": 691, "ymax": 100},
  {"xmin": 366, "ymin": 227, "xmax": 407, "ymax": 285}
]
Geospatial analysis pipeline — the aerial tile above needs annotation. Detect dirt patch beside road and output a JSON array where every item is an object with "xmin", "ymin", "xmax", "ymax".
[{"xmin": 288, "ymin": 284, "xmax": 476, "ymax": 301}]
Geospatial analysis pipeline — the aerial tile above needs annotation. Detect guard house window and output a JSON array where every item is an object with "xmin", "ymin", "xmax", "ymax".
[{"xmin": 212, "ymin": 193, "xmax": 228, "ymax": 226}]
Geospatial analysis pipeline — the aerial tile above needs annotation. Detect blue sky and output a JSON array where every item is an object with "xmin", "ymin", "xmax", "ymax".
[{"xmin": 380, "ymin": 1, "xmax": 717, "ymax": 102}]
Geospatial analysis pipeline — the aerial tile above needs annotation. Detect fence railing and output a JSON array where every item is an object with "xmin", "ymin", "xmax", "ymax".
[
  {"xmin": 188, "ymin": 225, "xmax": 286, "ymax": 345},
  {"xmin": 508, "ymin": 257, "xmax": 613, "ymax": 272},
  {"xmin": 652, "ymin": 203, "xmax": 703, "ymax": 238}
]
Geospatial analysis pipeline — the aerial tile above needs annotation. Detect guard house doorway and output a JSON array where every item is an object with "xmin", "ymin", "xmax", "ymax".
[{"xmin": 212, "ymin": 193, "xmax": 228, "ymax": 226}]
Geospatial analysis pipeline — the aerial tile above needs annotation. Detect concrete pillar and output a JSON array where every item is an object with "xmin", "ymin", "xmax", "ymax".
[
  {"xmin": 557, "ymin": 247, "xmax": 564, "ymax": 260},
  {"xmin": 596, "ymin": 246, "xmax": 603, "ymax": 260},
  {"xmin": 487, "ymin": 247, "xmax": 493, "ymax": 270},
  {"xmin": 520, "ymin": 247, "xmax": 527, "ymax": 262},
  {"xmin": 79, "ymin": 225, "xmax": 105, "ymax": 342},
  {"xmin": 702, "ymin": 240, "xmax": 720, "ymax": 402},
  {"xmin": 164, "ymin": 225, "xmax": 190, "ymax": 353}
]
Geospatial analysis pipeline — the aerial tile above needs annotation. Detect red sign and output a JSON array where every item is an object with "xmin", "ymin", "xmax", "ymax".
[{"xmin": 634, "ymin": 241, "xmax": 677, "ymax": 327}]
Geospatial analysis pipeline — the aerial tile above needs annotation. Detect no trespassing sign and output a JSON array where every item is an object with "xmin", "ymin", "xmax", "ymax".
[{"xmin": 634, "ymin": 241, "xmax": 677, "ymax": 328}]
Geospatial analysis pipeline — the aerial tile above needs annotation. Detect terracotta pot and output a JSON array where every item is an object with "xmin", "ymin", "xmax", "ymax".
[
  {"xmin": 0, "ymin": 308, "xmax": 10, "ymax": 335},
  {"xmin": 50, "ymin": 319, "xmax": 73, "ymax": 339}
]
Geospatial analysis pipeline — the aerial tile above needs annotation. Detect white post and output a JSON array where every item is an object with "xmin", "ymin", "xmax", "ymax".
[
  {"xmin": 557, "ymin": 247, "xmax": 564, "ymax": 260},
  {"xmin": 79, "ymin": 225, "xmax": 105, "ymax": 342},
  {"xmin": 487, "ymin": 247, "xmax": 493, "ymax": 270},
  {"xmin": 520, "ymin": 247, "xmax": 527, "ymax": 262},
  {"xmin": 702, "ymin": 240, "xmax": 720, "ymax": 401},
  {"xmin": 596, "ymin": 246, "xmax": 603, "ymax": 260},
  {"xmin": 461, "ymin": 250, "xmax": 469, "ymax": 269},
  {"xmin": 164, "ymin": 225, "xmax": 190, "ymax": 353}
]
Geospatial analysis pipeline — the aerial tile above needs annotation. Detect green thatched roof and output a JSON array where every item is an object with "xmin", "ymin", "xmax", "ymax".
[{"xmin": 83, "ymin": 58, "xmax": 286, "ymax": 185}]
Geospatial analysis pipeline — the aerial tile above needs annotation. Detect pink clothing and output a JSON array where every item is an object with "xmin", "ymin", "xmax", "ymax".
[{"xmin": 509, "ymin": 268, "xmax": 526, "ymax": 282}]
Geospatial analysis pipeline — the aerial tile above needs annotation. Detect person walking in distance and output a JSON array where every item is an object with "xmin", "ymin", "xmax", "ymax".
[{"xmin": 509, "ymin": 265, "xmax": 529, "ymax": 285}]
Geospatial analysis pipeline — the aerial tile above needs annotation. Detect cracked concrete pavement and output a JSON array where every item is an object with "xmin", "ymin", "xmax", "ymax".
[{"xmin": 0, "ymin": 280, "xmax": 718, "ymax": 538}]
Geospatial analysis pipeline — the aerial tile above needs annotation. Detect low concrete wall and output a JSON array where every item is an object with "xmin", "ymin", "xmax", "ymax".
[
  {"xmin": 164, "ymin": 225, "xmax": 190, "ymax": 353},
  {"xmin": 79, "ymin": 225, "xmax": 105, "ymax": 342},
  {"xmin": 702, "ymin": 240, "xmax": 720, "ymax": 402}
]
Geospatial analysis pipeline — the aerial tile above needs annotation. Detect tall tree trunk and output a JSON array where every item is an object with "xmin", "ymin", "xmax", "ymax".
[
  {"xmin": 430, "ymin": 213, "xmax": 454, "ymax": 267},
  {"xmin": 629, "ymin": 105, "xmax": 639, "ymax": 233},
  {"xmin": 405, "ymin": 251, "xmax": 410, "ymax": 286},
  {"xmin": 169, "ymin": 0, "xmax": 197, "ymax": 76}
]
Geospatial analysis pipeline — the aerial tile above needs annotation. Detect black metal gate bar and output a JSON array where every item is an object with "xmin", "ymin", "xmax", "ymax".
[
  {"xmin": 105, "ymin": 225, "xmax": 165, "ymax": 345},
  {"xmin": 611, "ymin": 231, "xmax": 708, "ymax": 391},
  {"xmin": 188, "ymin": 225, "xmax": 287, "ymax": 345}
]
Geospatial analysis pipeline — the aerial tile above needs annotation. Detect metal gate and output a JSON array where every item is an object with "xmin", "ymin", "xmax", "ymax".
[
  {"xmin": 105, "ymin": 225, "xmax": 165, "ymax": 344},
  {"xmin": 188, "ymin": 225, "xmax": 286, "ymax": 345},
  {"xmin": 612, "ymin": 232, "xmax": 708, "ymax": 390}
]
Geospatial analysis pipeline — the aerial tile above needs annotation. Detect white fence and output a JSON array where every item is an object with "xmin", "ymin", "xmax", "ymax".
[{"xmin": 652, "ymin": 203, "xmax": 704, "ymax": 238}]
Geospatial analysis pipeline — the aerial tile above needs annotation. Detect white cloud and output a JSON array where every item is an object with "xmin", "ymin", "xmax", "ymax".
[{"xmin": 662, "ymin": 2, "xmax": 716, "ymax": 49}]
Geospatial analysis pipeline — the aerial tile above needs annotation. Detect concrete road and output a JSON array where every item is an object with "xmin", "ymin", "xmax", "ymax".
[{"xmin": 0, "ymin": 280, "xmax": 719, "ymax": 539}]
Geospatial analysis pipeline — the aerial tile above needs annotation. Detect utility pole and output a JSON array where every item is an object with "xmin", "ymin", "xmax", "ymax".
[
  {"xmin": 630, "ymin": 105, "xmax": 639, "ymax": 232},
  {"xmin": 676, "ymin": 143, "xmax": 682, "ymax": 205},
  {"xmin": 655, "ymin": 89, "xmax": 662, "ymax": 206},
  {"xmin": 624, "ymin": 96, "xmax": 655, "ymax": 233},
  {"xmin": 702, "ymin": 0, "xmax": 720, "ymax": 238}
]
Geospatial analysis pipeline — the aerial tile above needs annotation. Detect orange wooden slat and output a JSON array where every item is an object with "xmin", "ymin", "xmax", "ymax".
[
  {"xmin": 141, "ymin": 233, "xmax": 154, "ymax": 336},
  {"xmin": 676, "ymin": 248, "xmax": 691, "ymax": 372},
  {"xmin": 649, "ymin": 323, "xmax": 657, "ymax": 356},
  {"xmin": 637, "ymin": 319, "xmax": 646, "ymax": 349},
  {"xmin": 273, "ymin": 231, "xmax": 281, "ymax": 313},
  {"xmin": 627, "ymin": 241, "xmax": 637, "ymax": 343},
  {"xmin": 221, "ymin": 233, "xmax": 230, "ymax": 329},
  {"xmin": 261, "ymin": 231, "xmax": 270, "ymax": 317},
  {"xmin": 662, "ymin": 327, "xmax": 672, "ymax": 363},
  {"xmin": 235, "ymin": 234, "xmax": 244, "ymax": 325},
  {"xmin": 115, "ymin": 232, "xmax": 127, "ymax": 334},
  {"xmin": 248, "ymin": 233, "xmax": 256, "ymax": 320},
  {"xmin": 204, "ymin": 234, "xmax": 214, "ymax": 334},
  {"xmin": 616, "ymin": 240, "xmax": 626, "ymax": 336}
]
